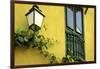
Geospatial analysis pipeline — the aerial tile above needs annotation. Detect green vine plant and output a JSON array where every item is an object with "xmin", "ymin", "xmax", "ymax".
[
  {"xmin": 62, "ymin": 49, "xmax": 77, "ymax": 63},
  {"xmin": 62, "ymin": 55, "xmax": 74, "ymax": 63},
  {"xmin": 15, "ymin": 29, "xmax": 78, "ymax": 64},
  {"xmin": 15, "ymin": 29, "xmax": 59, "ymax": 64},
  {"xmin": 61, "ymin": 48, "xmax": 84, "ymax": 63},
  {"xmin": 61, "ymin": 49, "xmax": 74, "ymax": 63}
]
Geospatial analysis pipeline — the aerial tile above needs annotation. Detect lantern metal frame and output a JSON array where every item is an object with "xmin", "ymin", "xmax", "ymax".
[{"xmin": 25, "ymin": 5, "xmax": 45, "ymax": 31}]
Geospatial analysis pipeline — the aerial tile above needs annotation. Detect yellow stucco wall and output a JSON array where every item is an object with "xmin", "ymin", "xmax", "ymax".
[
  {"xmin": 15, "ymin": 4, "xmax": 65, "ymax": 65},
  {"xmin": 14, "ymin": 3, "xmax": 95, "ymax": 66},
  {"xmin": 39, "ymin": 5, "xmax": 66, "ymax": 60},
  {"xmin": 84, "ymin": 8, "xmax": 95, "ymax": 61}
]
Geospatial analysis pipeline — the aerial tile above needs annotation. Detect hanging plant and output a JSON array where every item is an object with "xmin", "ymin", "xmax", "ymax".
[
  {"xmin": 15, "ymin": 30, "xmax": 59, "ymax": 64},
  {"xmin": 15, "ymin": 30, "xmax": 30, "ymax": 48}
]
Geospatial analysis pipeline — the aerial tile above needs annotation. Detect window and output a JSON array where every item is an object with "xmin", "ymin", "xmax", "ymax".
[{"xmin": 65, "ymin": 7, "xmax": 85, "ymax": 61}]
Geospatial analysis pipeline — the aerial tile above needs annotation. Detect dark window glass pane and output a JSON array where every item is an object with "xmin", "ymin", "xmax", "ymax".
[
  {"xmin": 76, "ymin": 11, "xmax": 82, "ymax": 33},
  {"xmin": 67, "ymin": 34, "xmax": 71, "ymax": 55},
  {"xmin": 70, "ymin": 35, "xmax": 73, "ymax": 56},
  {"xmin": 67, "ymin": 8, "xmax": 74, "ymax": 29}
]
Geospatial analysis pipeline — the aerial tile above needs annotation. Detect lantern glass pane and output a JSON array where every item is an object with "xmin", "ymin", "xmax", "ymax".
[
  {"xmin": 35, "ymin": 10, "xmax": 44, "ymax": 27},
  {"xmin": 27, "ymin": 11, "xmax": 34, "ymax": 26}
]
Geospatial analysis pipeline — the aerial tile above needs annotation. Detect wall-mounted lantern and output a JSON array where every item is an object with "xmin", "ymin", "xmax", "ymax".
[{"xmin": 25, "ymin": 5, "xmax": 45, "ymax": 31}]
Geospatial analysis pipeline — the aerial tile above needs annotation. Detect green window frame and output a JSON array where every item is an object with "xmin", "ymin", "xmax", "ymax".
[{"xmin": 65, "ymin": 6, "xmax": 85, "ymax": 61}]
